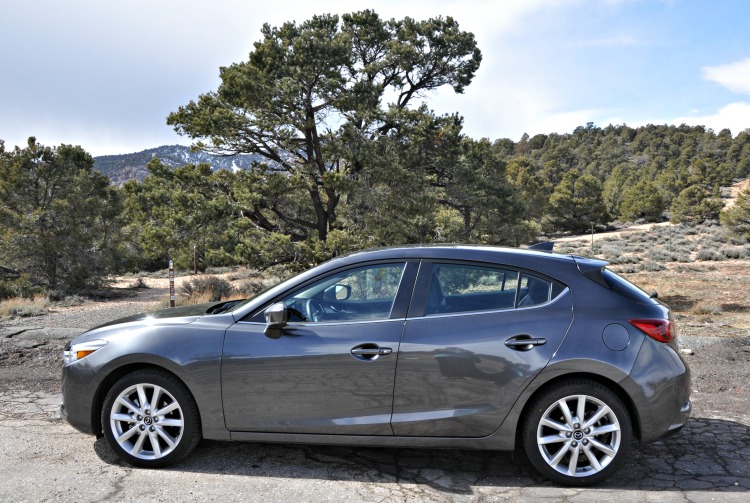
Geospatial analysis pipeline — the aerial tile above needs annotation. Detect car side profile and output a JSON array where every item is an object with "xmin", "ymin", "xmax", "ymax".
[{"xmin": 61, "ymin": 245, "xmax": 691, "ymax": 486}]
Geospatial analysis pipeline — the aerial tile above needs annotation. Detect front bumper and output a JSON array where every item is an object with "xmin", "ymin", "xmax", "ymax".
[{"xmin": 61, "ymin": 360, "xmax": 100, "ymax": 435}]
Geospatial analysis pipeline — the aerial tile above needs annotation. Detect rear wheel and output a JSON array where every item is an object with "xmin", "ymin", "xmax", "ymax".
[
  {"xmin": 101, "ymin": 369, "xmax": 201, "ymax": 468},
  {"xmin": 522, "ymin": 379, "xmax": 632, "ymax": 486}
]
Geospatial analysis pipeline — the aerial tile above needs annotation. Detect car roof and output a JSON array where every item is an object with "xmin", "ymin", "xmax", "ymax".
[
  {"xmin": 333, "ymin": 244, "xmax": 576, "ymax": 265},
  {"xmin": 318, "ymin": 244, "xmax": 587, "ymax": 280}
]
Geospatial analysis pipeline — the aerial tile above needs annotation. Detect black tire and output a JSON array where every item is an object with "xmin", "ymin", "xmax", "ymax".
[
  {"xmin": 522, "ymin": 379, "xmax": 632, "ymax": 486},
  {"xmin": 101, "ymin": 369, "xmax": 201, "ymax": 468}
]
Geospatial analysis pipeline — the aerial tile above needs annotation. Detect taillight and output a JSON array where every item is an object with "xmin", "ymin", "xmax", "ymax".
[{"xmin": 629, "ymin": 319, "xmax": 674, "ymax": 343}]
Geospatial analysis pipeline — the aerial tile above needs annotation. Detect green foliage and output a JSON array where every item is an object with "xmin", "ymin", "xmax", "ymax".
[
  {"xmin": 0, "ymin": 274, "xmax": 43, "ymax": 300},
  {"xmin": 123, "ymin": 160, "xmax": 240, "ymax": 270},
  {"xmin": 721, "ymin": 187, "xmax": 750, "ymax": 241},
  {"xmin": 619, "ymin": 179, "xmax": 665, "ymax": 222},
  {"xmin": 670, "ymin": 185, "xmax": 724, "ymax": 224},
  {"xmin": 0, "ymin": 138, "xmax": 125, "ymax": 292},
  {"xmin": 544, "ymin": 171, "xmax": 608, "ymax": 233},
  {"xmin": 431, "ymin": 137, "xmax": 525, "ymax": 244},
  {"xmin": 167, "ymin": 10, "xmax": 481, "ymax": 254}
]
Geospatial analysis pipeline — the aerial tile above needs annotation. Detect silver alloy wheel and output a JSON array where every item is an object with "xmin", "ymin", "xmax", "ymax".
[
  {"xmin": 536, "ymin": 394, "xmax": 621, "ymax": 478},
  {"xmin": 109, "ymin": 383, "xmax": 185, "ymax": 460}
]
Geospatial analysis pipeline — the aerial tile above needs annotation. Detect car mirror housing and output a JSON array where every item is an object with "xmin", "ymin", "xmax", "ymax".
[
  {"xmin": 264, "ymin": 302, "xmax": 288, "ymax": 339},
  {"xmin": 324, "ymin": 284, "xmax": 351, "ymax": 301}
]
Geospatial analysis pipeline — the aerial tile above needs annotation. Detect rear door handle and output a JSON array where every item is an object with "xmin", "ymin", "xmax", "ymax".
[{"xmin": 505, "ymin": 336, "xmax": 547, "ymax": 350}]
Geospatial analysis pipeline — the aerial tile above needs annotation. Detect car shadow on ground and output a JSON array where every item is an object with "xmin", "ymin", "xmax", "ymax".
[{"xmin": 93, "ymin": 417, "xmax": 750, "ymax": 494}]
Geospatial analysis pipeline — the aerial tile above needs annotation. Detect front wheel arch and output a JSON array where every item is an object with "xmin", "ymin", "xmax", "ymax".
[
  {"xmin": 92, "ymin": 363, "xmax": 200, "ymax": 437},
  {"xmin": 100, "ymin": 367, "xmax": 202, "ymax": 467}
]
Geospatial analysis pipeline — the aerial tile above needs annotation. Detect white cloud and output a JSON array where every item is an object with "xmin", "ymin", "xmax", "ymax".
[
  {"xmin": 672, "ymin": 102, "xmax": 750, "ymax": 136},
  {"xmin": 703, "ymin": 58, "xmax": 750, "ymax": 94}
]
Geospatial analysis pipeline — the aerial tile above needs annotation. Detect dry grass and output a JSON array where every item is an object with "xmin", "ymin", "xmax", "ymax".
[
  {"xmin": 0, "ymin": 294, "xmax": 50, "ymax": 318},
  {"xmin": 620, "ymin": 260, "xmax": 750, "ymax": 336}
]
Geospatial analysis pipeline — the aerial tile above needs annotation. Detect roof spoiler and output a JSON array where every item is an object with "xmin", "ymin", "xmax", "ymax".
[
  {"xmin": 574, "ymin": 256, "xmax": 610, "ymax": 288},
  {"xmin": 528, "ymin": 241, "xmax": 554, "ymax": 252}
]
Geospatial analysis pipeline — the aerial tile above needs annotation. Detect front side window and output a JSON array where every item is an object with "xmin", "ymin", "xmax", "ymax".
[{"xmin": 281, "ymin": 263, "xmax": 406, "ymax": 323}]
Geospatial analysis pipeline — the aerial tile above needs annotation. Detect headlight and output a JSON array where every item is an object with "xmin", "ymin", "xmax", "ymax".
[{"xmin": 63, "ymin": 340, "xmax": 108, "ymax": 364}]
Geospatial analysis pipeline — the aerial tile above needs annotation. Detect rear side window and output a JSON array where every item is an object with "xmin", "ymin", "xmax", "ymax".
[
  {"xmin": 425, "ymin": 263, "xmax": 564, "ymax": 316},
  {"xmin": 518, "ymin": 274, "xmax": 553, "ymax": 307},
  {"xmin": 602, "ymin": 269, "xmax": 657, "ymax": 304}
]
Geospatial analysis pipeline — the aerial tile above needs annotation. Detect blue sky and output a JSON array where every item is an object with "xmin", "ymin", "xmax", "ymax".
[{"xmin": 1, "ymin": 0, "xmax": 749, "ymax": 156}]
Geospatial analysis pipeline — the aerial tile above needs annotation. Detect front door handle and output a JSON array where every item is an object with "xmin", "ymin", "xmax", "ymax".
[
  {"xmin": 505, "ymin": 336, "xmax": 547, "ymax": 351},
  {"xmin": 351, "ymin": 344, "xmax": 392, "ymax": 361}
]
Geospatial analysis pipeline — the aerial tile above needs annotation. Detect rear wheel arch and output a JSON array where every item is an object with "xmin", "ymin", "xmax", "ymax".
[
  {"xmin": 515, "ymin": 372, "xmax": 642, "ymax": 447},
  {"xmin": 520, "ymin": 377, "xmax": 634, "ymax": 485}
]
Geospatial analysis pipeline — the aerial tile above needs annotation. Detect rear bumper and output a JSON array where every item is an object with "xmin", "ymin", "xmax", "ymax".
[
  {"xmin": 622, "ymin": 338, "xmax": 692, "ymax": 444},
  {"xmin": 651, "ymin": 400, "xmax": 691, "ymax": 442}
]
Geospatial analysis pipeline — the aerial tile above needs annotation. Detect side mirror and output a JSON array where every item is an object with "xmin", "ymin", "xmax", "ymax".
[
  {"xmin": 324, "ymin": 284, "xmax": 351, "ymax": 301},
  {"xmin": 263, "ymin": 302, "xmax": 288, "ymax": 339}
]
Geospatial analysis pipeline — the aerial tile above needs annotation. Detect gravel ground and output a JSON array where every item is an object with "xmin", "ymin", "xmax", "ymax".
[{"xmin": 1, "ymin": 286, "xmax": 749, "ymax": 502}]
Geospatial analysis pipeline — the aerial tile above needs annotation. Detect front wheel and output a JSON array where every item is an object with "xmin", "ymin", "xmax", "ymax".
[
  {"xmin": 101, "ymin": 369, "xmax": 201, "ymax": 468},
  {"xmin": 522, "ymin": 379, "xmax": 632, "ymax": 486}
]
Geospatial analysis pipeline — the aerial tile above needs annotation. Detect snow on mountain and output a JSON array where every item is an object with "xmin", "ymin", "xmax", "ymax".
[{"xmin": 93, "ymin": 145, "xmax": 264, "ymax": 185}]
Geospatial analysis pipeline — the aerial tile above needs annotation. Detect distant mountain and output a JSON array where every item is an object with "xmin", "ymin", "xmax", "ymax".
[{"xmin": 93, "ymin": 145, "xmax": 265, "ymax": 185}]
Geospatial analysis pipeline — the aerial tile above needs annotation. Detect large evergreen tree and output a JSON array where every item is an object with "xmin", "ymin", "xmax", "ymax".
[
  {"xmin": 167, "ymin": 10, "xmax": 481, "ymax": 249},
  {"xmin": 721, "ymin": 187, "xmax": 750, "ymax": 241},
  {"xmin": 0, "ymin": 138, "xmax": 123, "ymax": 291}
]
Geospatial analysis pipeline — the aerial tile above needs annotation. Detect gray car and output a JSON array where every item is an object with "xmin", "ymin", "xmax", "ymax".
[{"xmin": 61, "ymin": 245, "xmax": 691, "ymax": 486}]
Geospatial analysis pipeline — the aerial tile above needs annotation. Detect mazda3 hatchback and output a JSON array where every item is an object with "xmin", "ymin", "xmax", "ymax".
[{"xmin": 61, "ymin": 245, "xmax": 691, "ymax": 486}]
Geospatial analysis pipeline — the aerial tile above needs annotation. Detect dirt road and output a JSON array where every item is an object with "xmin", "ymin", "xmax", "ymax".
[{"xmin": 1, "ymin": 288, "xmax": 749, "ymax": 502}]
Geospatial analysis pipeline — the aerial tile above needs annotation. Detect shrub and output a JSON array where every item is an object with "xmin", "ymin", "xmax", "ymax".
[
  {"xmin": 0, "ymin": 274, "xmax": 42, "ymax": 300},
  {"xmin": 608, "ymin": 254, "xmax": 640, "ymax": 265},
  {"xmin": 612, "ymin": 264, "xmax": 639, "ymax": 274},
  {"xmin": 227, "ymin": 268, "xmax": 263, "ymax": 281},
  {"xmin": 129, "ymin": 277, "xmax": 148, "ymax": 289},
  {"xmin": 53, "ymin": 295, "xmax": 87, "ymax": 307},
  {"xmin": 719, "ymin": 246, "xmax": 750, "ymax": 259},
  {"xmin": 642, "ymin": 261, "xmax": 665, "ymax": 271},
  {"xmin": 696, "ymin": 249, "xmax": 719, "ymax": 261},
  {"xmin": 0, "ymin": 294, "xmax": 49, "ymax": 317},
  {"xmin": 235, "ymin": 280, "xmax": 265, "ymax": 297},
  {"xmin": 648, "ymin": 249, "xmax": 674, "ymax": 262},
  {"xmin": 693, "ymin": 303, "xmax": 721, "ymax": 316},
  {"xmin": 180, "ymin": 276, "xmax": 233, "ymax": 302}
]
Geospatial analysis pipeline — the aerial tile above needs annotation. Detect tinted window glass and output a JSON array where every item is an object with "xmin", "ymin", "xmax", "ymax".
[
  {"xmin": 281, "ymin": 263, "xmax": 406, "ymax": 322},
  {"xmin": 518, "ymin": 274, "xmax": 552, "ymax": 307},
  {"xmin": 426, "ymin": 264, "xmax": 519, "ymax": 315},
  {"xmin": 602, "ymin": 268, "xmax": 657, "ymax": 304}
]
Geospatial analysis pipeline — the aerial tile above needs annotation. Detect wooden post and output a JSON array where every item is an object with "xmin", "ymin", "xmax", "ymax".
[
  {"xmin": 193, "ymin": 244, "xmax": 198, "ymax": 275},
  {"xmin": 169, "ymin": 260, "xmax": 175, "ymax": 308}
]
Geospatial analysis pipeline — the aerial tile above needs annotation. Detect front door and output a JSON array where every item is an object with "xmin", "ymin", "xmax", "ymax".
[{"xmin": 222, "ymin": 262, "xmax": 416, "ymax": 435}]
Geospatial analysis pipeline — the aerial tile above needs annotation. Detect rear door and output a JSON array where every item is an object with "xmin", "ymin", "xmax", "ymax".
[{"xmin": 391, "ymin": 261, "xmax": 573, "ymax": 437}]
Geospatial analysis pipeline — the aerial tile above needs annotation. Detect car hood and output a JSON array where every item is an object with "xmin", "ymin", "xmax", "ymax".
[{"xmin": 87, "ymin": 302, "xmax": 220, "ymax": 333}]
